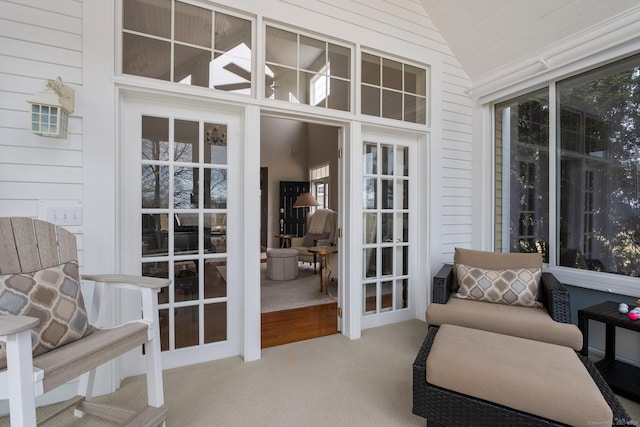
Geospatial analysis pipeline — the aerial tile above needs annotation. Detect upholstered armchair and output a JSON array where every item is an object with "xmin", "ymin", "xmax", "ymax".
[
  {"xmin": 290, "ymin": 208, "xmax": 337, "ymax": 271},
  {"xmin": 426, "ymin": 247, "xmax": 583, "ymax": 350}
]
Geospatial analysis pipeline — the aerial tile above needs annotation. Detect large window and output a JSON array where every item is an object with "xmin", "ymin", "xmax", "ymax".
[
  {"xmin": 495, "ymin": 54, "xmax": 640, "ymax": 278},
  {"xmin": 495, "ymin": 90, "xmax": 549, "ymax": 261},
  {"xmin": 122, "ymin": 0, "xmax": 253, "ymax": 94}
]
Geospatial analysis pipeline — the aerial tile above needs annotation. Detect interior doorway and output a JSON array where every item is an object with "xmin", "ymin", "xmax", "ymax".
[{"xmin": 260, "ymin": 115, "xmax": 340, "ymax": 347}]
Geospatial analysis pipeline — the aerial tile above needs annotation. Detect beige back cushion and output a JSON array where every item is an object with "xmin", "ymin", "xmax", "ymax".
[{"xmin": 454, "ymin": 247, "xmax": 542, "ymax": 270}]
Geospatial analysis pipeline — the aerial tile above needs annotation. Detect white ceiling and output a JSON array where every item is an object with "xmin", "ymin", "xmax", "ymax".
[{"xmin": 419, "ymin": 0, "xmax": 640, "ymax": 83}]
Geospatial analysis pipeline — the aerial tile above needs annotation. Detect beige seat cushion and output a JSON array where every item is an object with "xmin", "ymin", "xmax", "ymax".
[
  {"xmin": 427, "ymin": 324, "xmax": 612, "ymax": 427},
  {"xmin": 426, "ymin": 297, "xmax": 583, "ymax": 350}
]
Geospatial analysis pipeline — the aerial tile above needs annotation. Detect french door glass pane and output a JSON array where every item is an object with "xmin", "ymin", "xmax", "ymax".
[
  {"xmin": 205, "ymin": 168, "xmax": 227, "ymax": 208},
  {"xmin": 364, "ymin": 144, "xmax": 377, "ymax": 174},
  {"xmin": 174, "ymin": 167, "xmax": 197, "ymax": 208},
  {"xmin": 381, "ymin": 281, "xmax": 393, "ymax": 310},
  {"xmin": 142, "ymin": 116, "xmax": 169, "ymax": 161},
  {"xmin": 142, "ymin": 165, "xmax": 169, "ymax": 208},
  {"xmin": 175, "ymin": 119, "xmax": 199, "ymax": 162},
  {"xmin": 364, "ymin": 213, "xmax": 376, "ymax": 244}
]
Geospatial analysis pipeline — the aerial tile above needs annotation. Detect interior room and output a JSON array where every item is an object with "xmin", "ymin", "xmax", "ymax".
[
  {"xmin": 259, "ymin": 115, "xmax": 341, "ymax": 347},
  {"xmin": 2, "ymin": 0, "xmax": 640, "ymax": 426}
]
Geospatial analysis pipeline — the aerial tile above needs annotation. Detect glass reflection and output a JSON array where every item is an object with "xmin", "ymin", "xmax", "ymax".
[
  {"xmin": 142, "ymin": 261, "xmax": 169, "ymax": 303},
  {"xmin": 204, "ymin": 259, "xmax": 227, "ymax": 298},
  {"xmin": 363, "ymin": 178, "xmax": 377, "ymax": 209},
  {"xmin": 382, "ymin": 213, "xmax": 393, "ymax": 242},
  {"xmin": 381, "ymin": 281, "xmax": 393, "ymax": 310},
  {"xmin": 381, "ymin": 179, "xmax": 393, "ymax": 209},
  {"xmin": 381, "ymin": 145, "xmax": 394, "ymax": 175},
  {"xmin": 364, "ymin": 213, "xmax": 377, "ymax": 244},
  {"xmin": 364, "ymin": 248, "xmax": 376, "ymax": 278},
  {"xmin": 361, "ymin": 85, "xmax": 380, "ymax": 117},
  {"xmin": 142, "ymin": 116, "xmax": 169, "ymax": 161},
  {"xmin": 175, "ymin": 2, "xmax": 211, "ymax": 48},
  {"xmin": 175, "ymin": 119, "xmax": 199, "ymax": 162},
  {"xmin": 363, "ymin": 282, "xmax": 376, "ymax": 313},
  {"xmin": 382, "ymin": 58, "xmax": 402, "ymax": 90},
  {"xmin": 141, "ymin": 165, "xmax": 169, "ymax": 208},
  {"xmin": 328, "ymin": 44, "xmax": 350, "ymax": 79},
  {"xmin": 174, "ymin": 305, "xmax": 199, "ymax": 349},
  {"xmin": 204, "ymin": 303, "xmax": 227, "ymax": 343},
  {"xmin": 205, "ymin": 168, "xmax": 227, "ymax": 209},
  {"xmin": 174, "ymin": 213, "xmax": 199, "ymax": 254},
  {"xmin": 174, "ymin": 44, "xmax": 211, "ymax": 87},
  {"xmin": 174, "ymin": 167, "xmax": 197, "ymax": 208},
  {"xmin": 364, "ymin": 143, "xmax": 377, "ymax": 174},
  {"xmin": 142, "ymin": 215, "xmax": 169, "ymax": 257},
  {"xmin": 382, "ymin": 247, "xmax": 393, "ymax": 276},
  {"xmin": 204, "ymin": 213, "xmax": 226, "ymax": 253},
  {"xmin": 174, "ymin": 259, "xmax": 199, "ymax": 302},
  {"xmin": 123, "ymin": 33, "xmax": 170, "ymax": 80}
]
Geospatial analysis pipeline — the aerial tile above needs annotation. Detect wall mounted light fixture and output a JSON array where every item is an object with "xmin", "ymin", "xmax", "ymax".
[{"xmin": 27, "ymin": 77, "xmax": 75, "ymax": 138}]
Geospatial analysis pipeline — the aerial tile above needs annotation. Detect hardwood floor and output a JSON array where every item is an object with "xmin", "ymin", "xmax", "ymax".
[{"xmin": 261, "ymin": 302, "xmax": 338, "ymax": 348}]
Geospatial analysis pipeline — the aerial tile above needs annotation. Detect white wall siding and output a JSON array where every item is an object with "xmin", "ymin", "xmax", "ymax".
[{"xmin": 0, "ymin": 0, "xmax": 84, "ymax": 262}]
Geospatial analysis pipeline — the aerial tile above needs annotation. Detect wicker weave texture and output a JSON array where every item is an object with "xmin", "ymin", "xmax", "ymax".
[{"xmin": 412, "ymin": 326, "xmax": 632, "ymax": 426}]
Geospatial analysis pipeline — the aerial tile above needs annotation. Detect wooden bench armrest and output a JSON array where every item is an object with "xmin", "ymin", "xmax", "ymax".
[
  {"xmin": 81, "ymin": 274, "xmax": 170, "ymax": 289},
  {"xmin": 0, "ymin": 315, "xmax": 39, "ymax": 337}
]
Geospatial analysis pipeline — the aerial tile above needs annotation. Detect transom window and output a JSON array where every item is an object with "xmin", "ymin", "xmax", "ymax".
[
  {"xmin": 361, "ymin": 53, "xmax": 428, "ymax": 125},
  {"xmin": 265, "ymin": 26, "xmax": 351, "ymax": 111},
  {"xmin": 122, "ymin": 0, "xmax": 253, "ymax": 94}
]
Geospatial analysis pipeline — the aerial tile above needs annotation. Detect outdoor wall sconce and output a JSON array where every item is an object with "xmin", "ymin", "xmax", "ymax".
[{"xmin": 27, "ymin": 77, "xmax": 75, "ymax": 138}]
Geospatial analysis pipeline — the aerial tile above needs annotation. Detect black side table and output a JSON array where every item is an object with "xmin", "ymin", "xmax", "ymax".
[{"xmin": 578, "ymin": 300, "xmax": 640, "ymax": 402}]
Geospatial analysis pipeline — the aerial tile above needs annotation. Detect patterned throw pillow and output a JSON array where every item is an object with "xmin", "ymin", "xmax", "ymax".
[
  {"xmin": 0, "ymin": 261, "xmax": 90, "ymax": 370},
  {"xmin": 454, "ymin": 263, "xmax": 542, "ymax": 307}
]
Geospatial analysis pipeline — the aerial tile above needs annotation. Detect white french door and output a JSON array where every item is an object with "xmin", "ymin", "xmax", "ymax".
[
  {"xmin": 121, "ymin": 97, "xmax": 243, "ymax": 371},
  {"xmin": 360, "ymin": 131, "xmax": 418, "ymax": 329}
]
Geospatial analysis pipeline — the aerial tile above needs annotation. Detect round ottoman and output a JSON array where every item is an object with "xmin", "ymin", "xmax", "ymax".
[{"xmin": 266, "ymin": 248, "xmax": 299, "ymax": 280}]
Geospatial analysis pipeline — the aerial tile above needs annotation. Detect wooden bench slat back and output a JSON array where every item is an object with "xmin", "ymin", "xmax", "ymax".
[{"xmin": 0, "ymin": 217, "xmax": 77, "ymax": 275}]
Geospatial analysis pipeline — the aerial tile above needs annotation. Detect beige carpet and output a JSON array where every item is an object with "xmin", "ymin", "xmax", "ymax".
[
  {"xmin": 2, "ymin": 320, "xmax": 640, "ymax": 426},
  {"xmin": 261, "ymin": 264, "xmax": 336, "ymax": 313}
]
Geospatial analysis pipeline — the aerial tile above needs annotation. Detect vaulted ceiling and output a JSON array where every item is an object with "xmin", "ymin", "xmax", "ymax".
[{"xmin": 419, "ymin": 0, "xmax": 640, "ymax": 84}]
